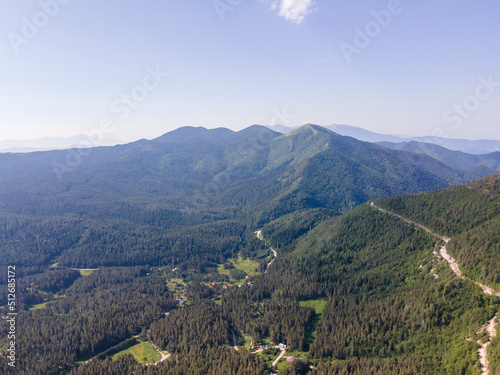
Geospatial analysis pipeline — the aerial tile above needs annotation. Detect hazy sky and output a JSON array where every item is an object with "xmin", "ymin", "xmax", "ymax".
[{"xmin": 1, "ymin": 0, "xmax": 500, "ymax": 142}]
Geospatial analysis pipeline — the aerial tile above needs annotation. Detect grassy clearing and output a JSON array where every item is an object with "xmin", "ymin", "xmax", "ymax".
[
  {"xmin": 72, "ymin": 268, "xmax": 97, "ymax": 276},
  {"xmin": 29, "ymin": 294, "xmax": 66, "ymax": 311},
  {"xmin": 276, "ymin": 359, "xmax": 288, "ymax": 371},
  {"xmin": 299, "ymin": 299, "xmax": 327, "ymax": 351},
  {"xmin": 254, "ymin": 347, "xmax": 282, "ymax": 368},
  {"xmin": 30, "ymin": 301, "xmax": 50, "ymax": 310},
  {"xmin": 112, "ymin": 339, "xmax": 161, "ymax": 364},
  {"xmin": 217, "ymin": 264, "xmax": 231, "ymax": 278},
  {"xmin": 217, "ymin": 254, "xmax": 261, "ymax": 282},
  {"xmin": 242, "ymin": 333, "xmax": 252, "ymax": 348},
  {"xmin": 166, "ymin": 278, "xmax": 186, "ymax": 297},
  {"xmin": 258, "ymin": 336, "xmax": 272, "ymax": 345},
  {"xmin": 299, "ymin": 299, "xmax": 327, "ymax": 314},
  {"xmin": 233, "ymin": 255, "xmax": 261, "ymax": 275}
]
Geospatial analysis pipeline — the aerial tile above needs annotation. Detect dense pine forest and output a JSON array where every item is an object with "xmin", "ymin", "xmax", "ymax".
[{"xmin": 0, "ymin": 125, "xmax": 499, "ymax": 374}]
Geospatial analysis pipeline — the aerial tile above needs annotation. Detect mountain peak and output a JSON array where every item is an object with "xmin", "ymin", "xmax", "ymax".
[
  {"xmin": 287, "ymin": 123, "xmax": 333, "ymax": 137},
  {"xmin": 153, "ymin": 126, "xmax": 234, "ymax": 144}
]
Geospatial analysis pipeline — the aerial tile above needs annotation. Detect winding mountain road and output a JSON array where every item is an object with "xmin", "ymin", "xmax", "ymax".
[
  {"xmin": 255, "ymin": 230, "xmax": 277, "ymax": 273},
  {"xmin": 146, "ymin": 339, "xmax": 171, "ymax": 366},
  {"xmin": 250, "ymin": 231, "xmax": 318, "ymax": 370},
  {"xmin": 272, "ymin": 347, "xmax": 286, "ymax": 367},
  {"xmin": 371, "ymin": 202, "xmax": 500, "ymax": 375}
]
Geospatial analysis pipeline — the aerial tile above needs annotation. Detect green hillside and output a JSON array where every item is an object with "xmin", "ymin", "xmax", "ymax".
[
  {"xmin": 0, "ymin": 125, "xmax": 499, "ymax": 374},
  {"xmin": 253, "ymin": 176, "xmax": 500, "ymax": 374},
  {"xmin": 376, "ymin": 174, "xmax": 500, "ymax": 290},
  {"xmin": 378, "ymin": 140, "xmax": 500, "ymax": 172},
  {"xmin": 0, "ymin": 124, "xmax": 481, "ymax": 275}
]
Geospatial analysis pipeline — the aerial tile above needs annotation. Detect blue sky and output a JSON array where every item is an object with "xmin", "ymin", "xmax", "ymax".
[{"xmin": 1, "ymin": 0, "xmax": 500, "ymax": 142}]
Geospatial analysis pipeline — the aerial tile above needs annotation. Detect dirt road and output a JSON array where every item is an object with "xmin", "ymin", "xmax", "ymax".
[
  {"xmin": 147, "ymin": 340, "xmax": 171, "ymax": 366},
  {"xmin": 255, "ymin": 230, "xmax": 277, "ymax": 273},
  {"xmin": 272, "ymin": 347, "xmax": 286, "ymax": 367},
  {"xmin": 371, "ymin": 202, "xmax": 500, "ymax": 375}
]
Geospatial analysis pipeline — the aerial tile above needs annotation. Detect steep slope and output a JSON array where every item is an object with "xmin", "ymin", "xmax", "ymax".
[
  {"xmin": 1, "ymin": 125, "xmax": 499, "ymax": 374},
  {"xmin": 267, "ymin": 123, "xmax": 500, "ymax": 154},
  {"xmin": 0, "ymin": 126, "xmax": 282, "ymax": 273},
  {"xmin": 378, "ymin": 141, "xmax": 500, "ymax": 173},
  {"xmin": 254, "ymin": 175, "xmax": 500, "ymax": 374},
  {"xmin": 370, "ymin": 201, "xmax": 499, "ymax": 375},
  {"xmin": 246, "ymin": 124, "xmax": 491, "ymax": 221},
  {"xmin": 377, "ymin": 174, "xmax": 500, "ymax": 290},
  {"xmin": 0, "ymin": 124, "xmax": 494, "ymax": 272}
]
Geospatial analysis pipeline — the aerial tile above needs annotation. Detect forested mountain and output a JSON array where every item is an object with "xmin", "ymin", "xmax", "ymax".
[
  {"xmin": 377, "ymin": 174, "xmax": 500, "ymax": 290},
  {"xmin": 0, "ymin": 125, "xmax": 499, "ymax": 374},
  {"xmin": 0, "ymin": 124, "xmax": 488, "ymax": 274},
  {"xmin": 378, "ymin": 140, "xmax": 500, "ymax": 173},
  {"xmin": 259, "ymin": 174, "xmax": 500, "ymax": 374},
  {"xmin": 268, "ymin": 123, "xmax": 500, "ymax": 154}
]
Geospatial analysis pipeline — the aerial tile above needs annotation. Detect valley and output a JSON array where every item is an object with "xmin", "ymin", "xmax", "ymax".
[
  {"xmin": 0, "ymin": 125, "xmax": 499, "ymax": 374},
  {"xmin": 4, "ymin": 0, "xmax": 499, "ymax": 372}
]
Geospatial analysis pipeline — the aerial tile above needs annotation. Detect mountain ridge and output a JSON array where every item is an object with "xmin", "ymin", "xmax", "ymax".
[
  {"xmin": 377, "ymin": 140, "xmax": 500, "ymax": 173},
  {"xmin": 267, "ymin": 123, "xmax": 500, "ymax": 154},
  {"xmin": 258, "ymin": 174, "xmax": 500, "ymax": 374},
  {"xmin": 1, "ymin": 124, "xmax": 500, "ymax": 374}
]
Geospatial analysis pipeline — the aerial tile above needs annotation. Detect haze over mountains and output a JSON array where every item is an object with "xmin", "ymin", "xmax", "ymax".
[
  {"xmin": 267, "ymin": 124, "xmax": 500, "ymax": 155},
  {"xmin": 0, "ymin": 124, "xmax": 495, "ymax": 227},
  {"xmin": 3, "ymin": 123, "xmax": 500, "ymax": 156},
  {"xmin": 0, "ymin": 135, "xmax": 124, "ymax": 153},
  {"xmin": 378, "ymin": 140, "xmax": 500, "ymax": 172},
  {"xmin": 0, "ymin": 124, "xmax": 499, "ymax": 374}
]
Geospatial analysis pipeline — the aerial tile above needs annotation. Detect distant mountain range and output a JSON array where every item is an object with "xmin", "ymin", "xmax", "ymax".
[
  {"xmin": 4, "ymin": 123, "xmax": 500, "ymax": 155},
  {"xmin": 378, "ymin": 140, "xmax": 500, "ymax": 172},
  {"xmin": 0, "ymin": 124, "xmax": 493, "ymax": 227},
  {"xmin": 0, "ymin": 135, "xmax": 124, "ymax": 153},
  {"xmin": 1, "ymin": 124, "xmax": 500, "ymax": 374},
  {"xmin": 267, "ymin": 124, "xmax": 500, "ymax": 155}
]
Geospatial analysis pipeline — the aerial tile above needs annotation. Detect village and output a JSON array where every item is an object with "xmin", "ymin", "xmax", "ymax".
[{"xmin": 157, "ymin": 231, "xmax": 319, "ymax": 373}]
